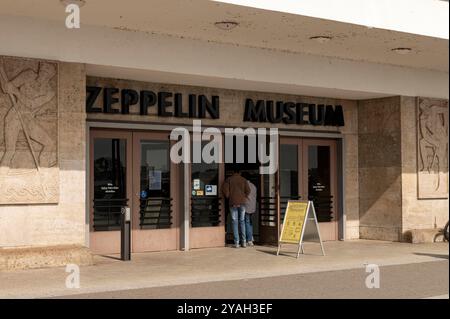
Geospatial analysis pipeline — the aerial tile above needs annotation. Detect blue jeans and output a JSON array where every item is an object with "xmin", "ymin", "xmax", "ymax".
[
  {"xmin": 230, "ymin": 206, "xmax": 246, "ymax": 245},
  {"xmin": 245, "ymin": 213, "xmax": 253, "ymax": 242}
]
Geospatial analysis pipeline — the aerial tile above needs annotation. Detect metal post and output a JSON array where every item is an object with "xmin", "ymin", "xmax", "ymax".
[
  {"xmin": 120, "ymin": 206, "xmax": 131, "ymax": 261},
  {"xmin": 181, "ymin": 161, "xmax": 190, "ymax": 251}
]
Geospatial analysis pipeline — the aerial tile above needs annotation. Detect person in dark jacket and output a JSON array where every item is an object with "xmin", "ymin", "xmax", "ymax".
[{"xmin": 222, "ymin": 169, "xmax": 251, "ymax": 248}]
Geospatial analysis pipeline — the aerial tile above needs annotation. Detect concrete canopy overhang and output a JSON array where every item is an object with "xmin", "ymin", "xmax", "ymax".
[{"xmin": 0, "ymin": 0, "xmax": 448, "ymax": 99}]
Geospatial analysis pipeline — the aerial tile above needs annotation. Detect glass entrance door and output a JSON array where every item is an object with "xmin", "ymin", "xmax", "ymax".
[
  {"xmin": 89, "ymin": 130, "xmax": 132, "ymax": 254},
  {"xmin": 189, "ymin": 134, "xmax": 225, "ymax": 249},
  {"xmin": 302, "ymin": 139, "xmax": 338, "ymax": 241},
  {"xmin": 132, "ymin": 131, "xmax": 179, "ymax": 252},
  {"xmin": 90, "ymin": 129, "xmax": 179, "ymax": 254},
  {"xmin": 279, "ymin": 137, "xmax": 338, "ymax": 241},
  {"xmin": 258, "ymin": 135, "xmax": 280, "ymax": 245}
]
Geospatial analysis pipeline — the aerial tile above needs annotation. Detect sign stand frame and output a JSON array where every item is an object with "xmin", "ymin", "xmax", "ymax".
[{"xmin": 277, "ymin": 200, "xmax": 326, "ymax": 258}]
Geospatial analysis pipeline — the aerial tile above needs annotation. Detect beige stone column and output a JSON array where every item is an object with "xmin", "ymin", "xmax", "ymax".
[{"xmin": 358, "ymin": 96, "xmax": 403, "ymax": 241}]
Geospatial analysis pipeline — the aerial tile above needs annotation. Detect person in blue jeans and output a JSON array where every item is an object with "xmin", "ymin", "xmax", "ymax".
[
  {"xmin": 243, "ymin": 177, "xmax": 257, "ymax": 246},
  {"xmin": 230, "ymin": 205, "xmax": 246, "ymax": 247},
  {"xmin": 222, "ymin": 170, "xmax": 250, "ymax": 248}
]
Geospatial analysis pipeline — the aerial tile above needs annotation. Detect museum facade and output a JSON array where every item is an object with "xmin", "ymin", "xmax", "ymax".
[{"xmin": 0, "ymin": 0, "xmax": 448, "ymax": 263}]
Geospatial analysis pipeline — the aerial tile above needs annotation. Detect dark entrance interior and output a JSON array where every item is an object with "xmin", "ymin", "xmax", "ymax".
[{"xmin": 224, "ymin": 136, "xmax": 261, "ymax": 244}]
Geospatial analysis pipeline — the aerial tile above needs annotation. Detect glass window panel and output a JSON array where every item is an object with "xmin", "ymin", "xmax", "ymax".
[
  {"xmin": 93, "ymin": 138, "xmax": 127, "ymax": 231},
  {"xmin": 260, "ymin": 136, "xmax": 277, "ymax": 227},
  {"xmin": 191, "ymin": 141, "xmax": 219, "ymax": 195},
  {"xmin": 191, "ymin": 140, "xmax": 220, "ymax": 227},
  {"xmin": 140, "ymin": 141, "xmax": 170, "ymax": 198},
  {"xmin": 279, "ymin": 144, "xmax": 298, "ymax": 198},
  {"xmin": 308, "ymin": 145, "xmax": 333, "ymax": 222},
  {"xmin": 279, "ymin": 143, "xmax": 299, "ymax": 222},
  {"xmin": 139, "ymin": 140, "xmax": 171, "ymax": 229}
]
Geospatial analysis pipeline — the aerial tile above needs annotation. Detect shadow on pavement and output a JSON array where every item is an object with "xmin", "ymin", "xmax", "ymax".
[
  {"xmin": 414, "ymin": 252, "xmax": 449, "ymax": 260},
  {"xmin": 98, "ymin": 255, "xmax": 122, "ymax": 261},
  {"xmin": 255, "ymin": 249, "xmax": 278, "ymax": 256}
]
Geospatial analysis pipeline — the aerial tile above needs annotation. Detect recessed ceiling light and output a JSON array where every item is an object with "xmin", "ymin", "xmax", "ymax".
[
  {"xmin": 214, "ymin": 21, "xmax": 239, "ymax": 31},
  {"xmin": 391, "ymin": 47, "xmax": 412, "ymax": 55},
  {"xmin": 60, "ymin": 0, "xmax": 86, "ymax": 7},
  {"xmin": 309, "ymin": 36, "xmax": 333, "ymax": 43}
]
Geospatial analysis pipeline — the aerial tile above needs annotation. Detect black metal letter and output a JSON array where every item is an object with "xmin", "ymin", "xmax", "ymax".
[
  {"xmin": 198, "ymin": 95, "xmax": 219, "ymax": 119},
  {"xmin": 103, "ymin": 87, "xmax": 120, "ymax": 113},
  {"xmin": 243, "ymin": 99, "xmax": 266, "ymax": 122},
  {"xmin": 334, "ymin": 105, "xmax": 345, "ymax": 126},
  {"xmin": 189, "ymin": 94, "xmax": 197, "ymax": 118},
  {"xmin": 282, "ymin": 102, "xmax": 296, "ymax": 124},
  {"xmin": 309, "ymin": 104, "xmax": 325, "ymax": 125},
  {"xmin": 86, "ymin": 86, "xmax": 102, "ymax": 113},
  {"xmin": 296, "ymin": 103, "xmax": 309, "ymax": 125},
  {"xmin": 121, "ymin": 89, "xmax": 138, "ymax": 114},
  {"xmin": 174, "ymin": 93, "xmax": 188, "ymax": 117},
  {"xmin": 158, "ymin": 92, "xmax": 173, "ymax": 117},
  {"xmin": 140, "ymin": 90, "xmax": 156, "ymax": 115},
  {"xmin": 324, "ymin": 105, "xmax": 345, "ymax": 126},
  {"xmin": 266, "ymin": 101, "xmax": 283, "ymax": 123}
]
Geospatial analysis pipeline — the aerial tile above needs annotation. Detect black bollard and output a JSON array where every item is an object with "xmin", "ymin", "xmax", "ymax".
[{"xmin": 120, "ymin": 206, "xmax": 131, "ymax": 261}]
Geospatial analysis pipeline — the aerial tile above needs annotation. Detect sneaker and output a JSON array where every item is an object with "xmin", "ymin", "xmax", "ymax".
[
  {"xmin": 234, "ymin": 243, "xmax": 240, "ymax": 248},
  {"xmin": 241, "ymin": 242, "xmax": 247, "ymax": 248},
  {"xmin": 247, "ymin": 241, "xmax": 254, "ymax": 247}
]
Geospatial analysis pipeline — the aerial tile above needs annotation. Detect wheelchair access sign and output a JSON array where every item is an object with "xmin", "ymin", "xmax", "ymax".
[{"xmin": 205, "ymin": 185, "xmax": 217, "ymax": 196}]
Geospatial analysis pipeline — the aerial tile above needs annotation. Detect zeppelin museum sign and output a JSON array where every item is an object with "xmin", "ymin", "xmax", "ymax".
[{"xmin": 86, "ymin": 86, "xmax": 345, "ymax": 126}]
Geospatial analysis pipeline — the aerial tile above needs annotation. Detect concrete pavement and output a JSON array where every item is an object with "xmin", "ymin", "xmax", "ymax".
[
  {"xmin": 0, "ymin": 240, "xmax": 448, "ymax": 298},
  {"xmin": 60, "ymin": 261, "xmax": 449, "ymax": 299}
]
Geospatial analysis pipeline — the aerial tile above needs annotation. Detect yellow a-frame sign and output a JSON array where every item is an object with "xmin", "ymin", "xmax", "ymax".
[{"xmin": 277, "ymin": 200, "xmax": 325, "ymax": 258}]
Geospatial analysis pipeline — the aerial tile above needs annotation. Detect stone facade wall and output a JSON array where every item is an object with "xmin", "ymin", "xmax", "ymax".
[
  {"xmin": 0, "ymin": 57, "xmax": 446, "ymax": 252},
  {"xmin": 358, "ymin": 97, "xmax": 403, "ymax": 241},
  {"xmin": 342, "ymin": 105, "xmax": 359, "ymax": 240},
  {"xmin": 87, "ymin": 76, "xmax": 360, "ymax": 240},
  {"xmin": 358, "ymin": 96, "xmax": 449, "ymax": 241},
  {"xmin": 1, "ymin": 66, "xmax": 359, "ymax": 250},
  {"xmin": 0, "ymin": 56, "xmax": 86, "ymax": 248},
  {"xmin": 400, "ymin": 96, "xmax": 448, "ymax": 236}
]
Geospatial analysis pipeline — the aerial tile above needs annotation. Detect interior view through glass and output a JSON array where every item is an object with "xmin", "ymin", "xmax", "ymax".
[
  {"xmin": 139, "ymin": 140, "xmax": 172, "ymax": 229},
  {"xmin": 91, "ymin": 134, "xmax": 337, "ymax": 243},
  {"xmin": 92, "ymin": 138, "xmax": 127, "ymax": 231}
]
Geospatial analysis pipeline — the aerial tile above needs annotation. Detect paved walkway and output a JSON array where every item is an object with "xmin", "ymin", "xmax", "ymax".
[
  {"xmin": 60, "ymin": 261, "xmax": 449, "ymax": 299},
  {"xmin": 0, "ymin": 240, "xmax": 448, "ymax": 298}
]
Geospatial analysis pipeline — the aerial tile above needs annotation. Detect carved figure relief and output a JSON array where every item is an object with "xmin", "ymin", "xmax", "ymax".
[
  {"xmin": 0, "ymin": 56, "xmax": 58, "ymax": 204},
  {"xmin": 417, "ymin": 97, "xmax": 448, "ymax": 199}
]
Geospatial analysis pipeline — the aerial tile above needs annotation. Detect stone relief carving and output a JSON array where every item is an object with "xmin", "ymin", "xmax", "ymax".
[
  {"xmin": 417, "ymin": 97, "xmax": 448, "ymax": 199},
  {"xmin": 0, "ymin": 56, "xmax": 58, "ymax": 204}
]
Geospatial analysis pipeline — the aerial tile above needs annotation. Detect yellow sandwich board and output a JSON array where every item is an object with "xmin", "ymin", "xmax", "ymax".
[
  {"xmin": 277, "ymin": 200, "xmax": 325, "ymax": 258},
  {"xmin": 279, "ymin": 201, "xmax": 308, "ymax": 243}
]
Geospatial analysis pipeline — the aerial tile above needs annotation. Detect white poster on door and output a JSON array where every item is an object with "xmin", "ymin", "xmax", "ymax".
[
  {"xmin": 193, "ymin": 179, "xmax": 201, "ymax": 190},
  {"xmin": 149, "ymin": 170, "xmax": 162, "ymax": 190}
]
